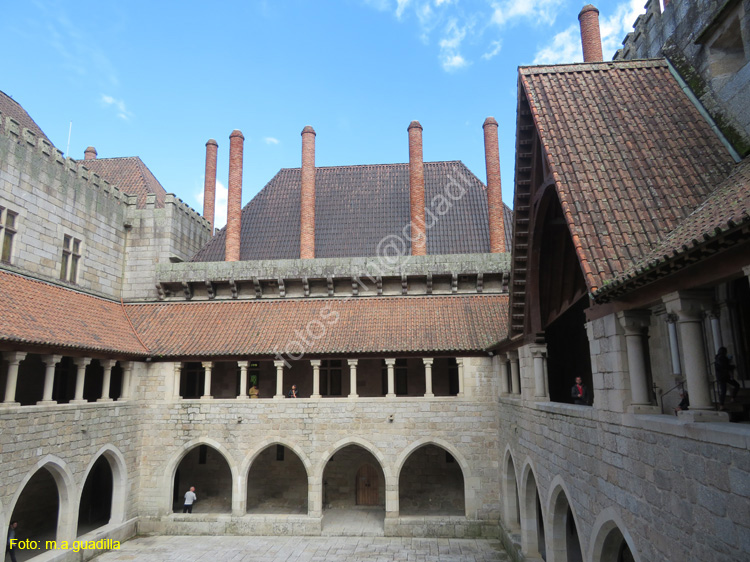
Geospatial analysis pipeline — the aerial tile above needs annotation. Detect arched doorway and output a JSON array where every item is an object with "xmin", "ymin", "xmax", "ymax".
[
  {"xmin": 522, "ymin": 468, "xmax": 545, "ymax": 559},
  {"xmin": 503, "ymin": 454, "xmax": 521, "ymax": 533},
  {"xmin": 549, "ymin": 488, "xmax": 583, "ymax": 562},
  {"xmin": 10, "ymin": 468, "xmax": 60, "ymax": 557},
  {"xmin": 77, "ymin": 456, "xmax": 113, "ymax": 536},
  {"xmin": 246, "ymin": 444, "xmax": 308, "ymax": 513},
  {"xmin": 599, "ymin": 526, "xmax": 635, "ymax": 562},
  {"xmin": 355, "ymin": 464, "xmax": 379, "ymax": 505},
  {"xmin": 172, "ymin": 444, "xmax": 232, "ymax": 513},
  {"xmin": 399, "ymin": 444, "xmax": 464, "ymax": 516}
]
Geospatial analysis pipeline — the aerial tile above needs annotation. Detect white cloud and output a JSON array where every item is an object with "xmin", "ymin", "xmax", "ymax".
[
  {"xmin": 264, "ymin": 137, "xmax": 280, "ymax": 145},
  {"xmin": 195, "ymin": 180, "xmax": 229, "ymax": 230},
  {"xmin": 490, "ymin": 0, "xmax": 565, "ymax": 27},
  {"xmin": 482, "ymin": 39, "xmax": 502, "ymax": 60},
  {"xmin": 101, "ymin": 94, "xmax": 133, "ymax": 120},
  {"xmin": 396, "ymin": 0, "xmax": 411, "ymax": 19},
  {"xmin": 439, "ymin": 18, "xmax": 470, "ymax": 71},
  {"xmin": 532, "ymin": 24, "xmax": 582, "ymax": 64},
  {"xmin": 441, "ymin": 53, "xmax": 468, "ymax": 70},
  {"xmin": 361, "ymin": 0, "xmax": 391, "ymax": 11}
]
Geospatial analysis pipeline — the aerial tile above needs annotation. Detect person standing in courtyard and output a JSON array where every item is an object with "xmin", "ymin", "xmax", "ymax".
[
  {"xmin": 715, "ymin": 347, "xmax": 739, "ymax": 410},
  {"xmin": 183, "ymin": 486, "xmax": 197, "ymax": 513},
  {"xmin": 571, "ymin": 376, "xmax": 589, "ymax": 405},
  {"xmin": 6, "ymin": 521, "xmax": 18, "ymax": 562}
]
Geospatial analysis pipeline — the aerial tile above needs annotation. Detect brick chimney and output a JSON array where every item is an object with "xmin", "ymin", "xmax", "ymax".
[
  {"xmin": 300, "ymin": 125, "xmax": 316, "ymax": 259},
  {"xmin": 578, "ymin": 5, "xmax": 603, "ymax": 63},
  {"xmin": 84, "ymin": 146, "xmax": 97, "ymax": 160},
  {"xmin": 408, "ymin": 120, "xmax": 426, "ymax": 256},
  {"xmin": 483, "ymin": 117, "xmax": 505, "ymax": 253},
  {"xmin": 225, "ymin": 130, "xmax": 244, "ymax": 262},
  {"xmin": 203, "ymin": 139, "xmax": 218, "ymax": 233}
]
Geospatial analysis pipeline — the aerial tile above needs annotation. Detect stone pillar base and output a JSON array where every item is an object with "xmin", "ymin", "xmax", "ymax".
[
  {"xmin": 1, "ymin": 402, "xmax": 20, "ymax": 407},
  {"xmin": 36, "ymin": 400, "xmax": 57, "ymax": 406},
  {"xmin": 236, "ymin": 395, "xmax": 249, "ymax": 400},
  {"xmin": 424, "ymin": 393, "xmax": 435, "ymax": 398},
  {"xmin": 273, "ymin": 395, "xmax": 284, "ymax": 400},
  {"xmin": 70, "ymin": 399, "xmax": 89, "ymax": 405},
  {"xmin": 629, "ymin": 404, "xmax": 660, "ymax": 415},
  {"xmin": 200, "ymin": 395, "xmax": 213, "ymax": 400},
  {"xmin": 386, "ymin": 393, "xmax": 396, "ymax": 398},
  {"xmin": 310, "ymin": 394, "xmax": 321, "ymax": 399},
  {"xmin": 678, "ymin": 409, "xmax": 730, "ymax": 423},
  {"xmin": 97, "ymin": 398, "xmax": 114, "ymax": 403},
  {"xmin": 348, "ymin": 393, "xmax": 359, "ymax": 399}
]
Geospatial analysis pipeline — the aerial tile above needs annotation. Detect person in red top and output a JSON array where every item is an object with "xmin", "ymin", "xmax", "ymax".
[{"xmin": 571, "ymin": 376, "xmax": 589, "ymax": 405}]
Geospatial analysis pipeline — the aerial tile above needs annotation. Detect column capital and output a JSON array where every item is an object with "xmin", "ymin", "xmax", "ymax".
[
  {"xmin": 100, "ymin": 359, "xmax": 117, "ymax": 370},
  {"xmin": 237, "ymin": 360, "xmax": 249, "ymax": 369},
  {"xmin": 40, "ymin": 354, "xmax": 63, "ymax": 366},
  {"xmin": 347, "ymin": 359, "xmax": 359, "ymax": 367},
  {"xmin": 456, "ymin": 357, "xmax": 465, "ymax": 365},
  {"xmin": 617, "ymin": 310, "xmax": 651, "ymax": 335},
  {"xmin": 73, "ymin": 357, "xmax": 92, "ymax": 368},
  {"xmin": 310, "ymin": 359, "xmax": 322, "ymax": 367},
  {"xmin": 384, "ymin": 358, "xmax": 396, "ymax": 366},
  {"xmin": 529, "ymin": 343, "xmax": 547, "ymax": 357},
  {"xmin": 274, "ymin": 360, "xmax": 287, "ymax": 369},
  {"xmin": 201, "ymin": 361, "xmax": 213, "ymax": 370},
  {"xmin": 422, "ymin": 357, "xmax": 434, "ymax": 365},
  {"xmin": 4, "ymin": 351, "xmax": 27, "ymax": 365},
  {"xmin": 173, "ymin": 361, "xmax": 183, "ymax": 374},
  {"xmin": 662, "ymin": 290, "xmax": 713, "ymax": 321},
  {"xmin": 507, "ymin": 350, "xmax": 519, "ymax": 361}
]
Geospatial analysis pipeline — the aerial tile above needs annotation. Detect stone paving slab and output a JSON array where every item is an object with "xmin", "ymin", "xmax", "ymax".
[{"xmin": 92, "ymin": 535, "xmax": 510, "ymax": 561}]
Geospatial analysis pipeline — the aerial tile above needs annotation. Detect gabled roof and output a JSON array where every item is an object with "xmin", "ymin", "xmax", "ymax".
[
  {"xmin": 0, "ymin": 90, "xmax": 52, "ymax": 144},
  {"xmin": 126, "ymin": 294, "xmax": 508, "ymax": 357},
  {"xmin": 0, "ymin": 270, "xmax": 147, "ymax": 356},
  {"xmin": 594, "ymin": 156, "xmax": 750, "ymax": 300},
  {"xmin": 191, "ymin": 161, "xmax": 513, "ymax": 261},
  {"xmin": 79, "ymin": 156, "xmax": 168, "ymax": 209},
  {"xmin": 519, "ymin": 59, "xmax": 735, "ymax": 292}
]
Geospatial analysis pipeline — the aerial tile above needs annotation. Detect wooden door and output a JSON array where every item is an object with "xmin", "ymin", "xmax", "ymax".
[{"xmin": 356, "ymin": 464, "xmax": 379, "ymax": 505}]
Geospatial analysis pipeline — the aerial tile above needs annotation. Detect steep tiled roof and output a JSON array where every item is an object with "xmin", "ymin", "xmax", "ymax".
[
  {"xmin": 594, "ymin": 156, "xmax": 750, "ymax": 300},
  {"xmin": 79, "ymin": 156, "xmax": 168, "ymax": 209},
  {"xmin": 126, "ymin": 295, "xmax": 508, "ymax": 357},
  {"xmin": 191, "ymin": 162, "xmax": 513, "ymax": 261},
  {"xmin": 0, "ymin": 270, "xmax": 148, "ymax": 355},
  {"xmin": 0, "ymin": 90, "xmax": 52, "ymax": 144},
  {"xmin": 519, "ymin": 59, "xmax": 735, "ymax": 291}
]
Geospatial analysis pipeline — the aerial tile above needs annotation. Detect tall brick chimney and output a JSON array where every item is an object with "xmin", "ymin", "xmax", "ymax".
[
  {"xmin": 225, "ymin": 130, "xmax": 244, "ymax": 262},
  {"xmin": 203, "ymin": 139, "xmax": 218, "ymax": 233},
  {"xmin": 84, "ymin": 146, "xmax": 97, "ymax": 160},
  {"xmin": 578, "ymin": 5, "xmax": 603, "ymax": 63},
  {"xmin": 408, "ymin": 121, "xmax": 426, "ymax": 256},
  {"xmin": 300, "ymin": 125, "xmax": 316, "ymax": 259},
  {"xmin": 483, "ymin": 117, "xmax": 505, "ymax": 253}
]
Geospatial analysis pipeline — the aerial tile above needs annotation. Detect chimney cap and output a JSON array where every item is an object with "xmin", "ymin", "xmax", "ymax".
[
  {"xmin": 578, "ymin": 4, "xmax": 599, "ymax": 19},
  {"xmin": 84, "ymin": 146, "xmax": 97, "ymax": 159},
  {"xmin": 408, "ymin": 120, "xmax": 423, "ymax": 131},
  {"xmin": 301, "ymin": 125, "xmax": 316, "ymax": 136},
  {"xmin": 483, "ymin": 117, "xmax": 498, "ymax": 128},
  {"xmin": 230, "ymin": 130, "xmax": 244, "ymax": 139},
  {"xmin": 206, "ymin": 138, "xmax": 218, "ymax": 147}
]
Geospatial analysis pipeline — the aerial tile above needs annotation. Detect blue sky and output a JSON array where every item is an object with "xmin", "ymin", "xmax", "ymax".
[{"xmin": 2, "ymin": 0, "xmax": 647, "ymax": 227}]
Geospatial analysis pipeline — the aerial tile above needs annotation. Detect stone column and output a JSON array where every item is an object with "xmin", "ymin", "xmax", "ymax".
[
  {"xmin": 456, "ymin": 358, "xmax": 465, "ymax": 397},
  {"xmin": 2, "ymin": 351, "xmax": 26, "ymax": 405},
  {"xmin": 274, "ymin": 360, "xmax": 285, "ymax": 399},
  {"xmin": 531, "ymin": 346, "xmax": 546, "ymax": 398},
  {"xmin": 98, "ymin": 359, "xmax": 116, "ymax": 402},
  {"xmin": 348, "ymin": 359, "xmax": 359, "ymax": 398},
  {"xmin": 665, "ymin": 314, "xmax": 682, "ymax": 377},
  {"xmin": 664, "ymin": 292, "xmax": 727, "ymax": 422},
  {"xmin": 509, "ymin": 351, "xmax": 520, "ymax": 394},
  {"xmin": 385, "ymin": 358, "xmax": 396, "ymax": 398},
  {"xmin": 201, "ymin": 361, "xmax": 213, "ymax": 399},
  {"xmin": 237, "ymin": 361, "xmax": 249, "ymax": 399},
  {"xmin": 499, "ymin": 354, "xmax": 509, "ymax": 395},
  {"xmin": 39, "ymin": 354, "xmax": 62, "ymax": 404},
  {"xmin": 71, "ymin": 357, "xmax": 92, "ymax": 404},
  {"xmin": 119, "ymin": 362, "xmax": 133, "ymax": 400},
  {"xmin": 743, "ymin": 265, "xmax": 750, "ymax": 287},
  {"xmin": 173, "ymin": 362, "xmax": 182, "ymax": 399},
  {"xmin": 423, "ymin": 358, "xmax": 434, "ymax": 397},
  {"xmin": 311, "ymin": 360, "xmax": 321, "ymax": 399},
  {"xmin": 707, "ymin": 310, "xmax": 723, "ymax": 355},
  {"xmin": 618, "ymin": 311, "xmax": 658, "ymax": 413}
]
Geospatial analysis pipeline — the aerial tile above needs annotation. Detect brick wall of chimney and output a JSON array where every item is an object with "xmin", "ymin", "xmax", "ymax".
[
  {"xmin": 203, "ymin": 139, "xmax": 218, "ymax": 234},
  {"xmin": 300, "ymin": 126, "xmax": 316, "ymax": 259},
  {"xmin": 84, "ymin": 146, "xmax": 97, "ymax": 160},
  {"xmin": 579, "ymin": 5, "xmax": 603, "ymax": 63},
  {"xmin": 483, "ymin": 117, "xmax": 505, "ymax": 253},
  {"xmin": 408, "ymin": 121, "xmax": 426, "ymax": 256},
  {"xmin": 225, "ymin": 130, "xmax": 244, "ymax": 262}
]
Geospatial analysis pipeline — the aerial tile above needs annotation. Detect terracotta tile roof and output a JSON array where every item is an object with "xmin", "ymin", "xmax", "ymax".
[
  {"xmin": 126, "ymin": 294, "xmax": 508, "ymax": 357},
  {"xmin": 0, "ymin": 90, "xmax": 52, "ymax": 144},
  {"xmin": 594, "ymin": 156, "xmax": 750, "ymax": 300},
  {"xmin": 191, "ymin": 162, "xmax": 513, "ymax": 261},
  {"xmin": 78, "ymin": 156, "xmax": 168, "ymax": 209},
  {"xmin": 0, "ymin": 270, "xmax": 148, "ymax": 355},
  {"xmin": 519, "ymin": 59, "xmax": 735, "ymax": 291}
]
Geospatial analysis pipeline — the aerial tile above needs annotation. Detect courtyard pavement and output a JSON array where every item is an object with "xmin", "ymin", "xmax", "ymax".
[{"xmin": 92, "ymin": 535, "xmax": 510, "ymax": 561}]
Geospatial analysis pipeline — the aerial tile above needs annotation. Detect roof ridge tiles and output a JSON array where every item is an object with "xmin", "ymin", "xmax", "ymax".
[
  {"xmin": 278, "ymin": 160, "xmax": 464, "ymax": 172},
  {"xmin": 520, "ymin": 58, "xmax": 668, "ymax": 75}
]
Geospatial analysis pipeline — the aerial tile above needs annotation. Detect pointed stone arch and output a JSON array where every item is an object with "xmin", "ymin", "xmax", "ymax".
[
  {"xmin": 502, "ymin": 446, "xmax": 521, "ymax": 532},
  {"xmin": 519, "ymin": 458, "xmax": 545, "ymax": 559},
  {"xmin": 163, "ymin": 437, "xmax": 238, "ymax": 514},
  {"xmin": 589, "ymin": 508, "xmax": 641, "ymax": 562},
  {"xmin": 241, "ymin": 438, "xmax": 311, "ymax": 515},
  {"xmin": 9, "ymin": 455, "xmax": 77, "ymax": 544},
  {"xmin": 397, "ymin": 439, "xmax": 468, "ymax": 517},
  {"xmin": 546, "ymin": 476, "xmax": 583, "ymax": 562},
  {"xmin": 77, "ymin": 445, "xmax": 128, "ymax": 534}
]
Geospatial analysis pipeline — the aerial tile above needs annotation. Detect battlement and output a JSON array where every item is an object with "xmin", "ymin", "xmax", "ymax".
[
  {"xmin": 136, "ymin": 192, "xmax": 211, "ymax": 232},
  {"xmin": 614, "ymin": 0, "xmax": 665, "ymax": 61}
]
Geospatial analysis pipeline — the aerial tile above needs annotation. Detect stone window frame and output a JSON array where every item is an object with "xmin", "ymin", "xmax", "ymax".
[
  {"xmin": 699, "ymin": 2, "xmax": 748, "ymax": 79},
  {"xmin": 0, "ymin": 206, "xmax": 18, "ymax": 263},
  {"xmin": 59, "ymin": 234, "xmax": 82, "ymax": 283}
]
